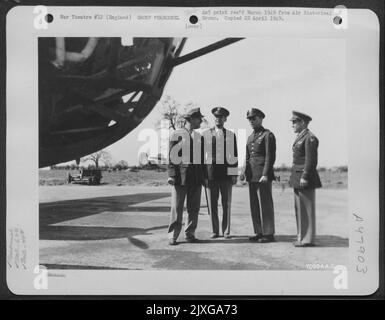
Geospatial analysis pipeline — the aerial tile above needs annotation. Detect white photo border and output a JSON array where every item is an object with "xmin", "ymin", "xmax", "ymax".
[{"xmin": 5, "ymin": 6, "xmax": 380, "ymax": 295}]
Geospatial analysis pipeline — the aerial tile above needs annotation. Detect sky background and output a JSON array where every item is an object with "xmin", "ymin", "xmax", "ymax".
[{"xmin": 100, "ymin": 37, "xmax": 347, "ymax": 167}]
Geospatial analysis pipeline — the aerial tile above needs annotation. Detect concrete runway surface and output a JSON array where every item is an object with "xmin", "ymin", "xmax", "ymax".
[{"xmin": 40, "ymin": 185, "xmax": 348, "ymax": 270}]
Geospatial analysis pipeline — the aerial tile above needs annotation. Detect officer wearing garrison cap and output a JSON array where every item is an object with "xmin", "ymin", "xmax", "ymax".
[
  {"xmin": 167, "ymin": 108, "xmax": 205, "ymax": 245},
  {"xmin": 289, "ymin": 111, "xmax": 322, "ymax": 247},
  {"xmin": 202, "ymin": 107, "xmax": 238, "ymax": 239},
  {"xmin": 240, "ymin": 108, "xmax": 276, "ymax": 243}
]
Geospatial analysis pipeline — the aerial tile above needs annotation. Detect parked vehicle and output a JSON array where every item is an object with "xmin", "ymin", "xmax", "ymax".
[{"xmin": 67, "ymin": 169, "xmax": 102, "ymax": 185}]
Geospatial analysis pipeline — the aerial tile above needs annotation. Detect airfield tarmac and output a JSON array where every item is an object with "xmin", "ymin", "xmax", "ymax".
[{"xmin": 40, "ymin": 185, "xmax": 348, "ymax": 270}]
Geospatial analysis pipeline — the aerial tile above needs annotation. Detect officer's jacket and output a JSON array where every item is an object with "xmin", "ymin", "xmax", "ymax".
[
  {"xmin": 202, "ymin": 127, "xmax": 238, "ymax": 181},
  {"xmin": 245, "ymin": 127, "xmax": 276, "ymax": 182},
  {"xmin": 167, "ymin": 128, "xmax": 204, "ymax": 186},
  {"xmin": 289, "ymin": 129, "xmax": 322, "ymax": 189}
]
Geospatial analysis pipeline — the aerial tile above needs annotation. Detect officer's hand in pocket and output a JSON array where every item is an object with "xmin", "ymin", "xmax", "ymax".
[
  {"xmin": 167, "ymin": 177, "xmax": 175, "ymax": 185},
  {"xmin": 300, "ymin": 178, "xmax": 308, "ymax": 188},
  {"xmin": 259, "ymin": 176, "xmax": 268, "ymax": 183}
]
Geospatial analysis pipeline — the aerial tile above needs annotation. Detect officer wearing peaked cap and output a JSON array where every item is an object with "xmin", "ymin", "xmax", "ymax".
[
  {"xmin": 246, "ymin": 108, "xmax": 265, "ymax": 119},
  {"xmin": 240, "ymin": 108, "xmax": 276, "ymax": 243},
  {"xmin": 167, "ymin": 107, "xmax": 205, "ymax": 245},
  {"xmin": 289, "ymin": 111, "xmax": 322, "ymax": 247},
  {"xmin": 183, "ymin": 107, "xmax": 205, "ymax": 119},
  {"xmin": 202, "ymin": 107, "xmax": 238, "ymax": 239},
  {"xmin": 211, "ymin": 107, "xmax": 230, "ymax": 117}
]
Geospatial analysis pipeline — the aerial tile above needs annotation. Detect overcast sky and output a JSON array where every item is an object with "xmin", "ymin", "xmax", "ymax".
[{"xmin": 105, "ymin": 37, "xmax": 347, "ymax": 167}]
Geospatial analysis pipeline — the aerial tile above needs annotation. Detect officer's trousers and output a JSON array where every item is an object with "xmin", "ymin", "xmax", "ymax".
[
  {"xmin": 294, "ymin": 188, "xmax": 316, "ymax": 244},
  {"xmin": 168, "ymin": 184, "xmax": 202, "ymax": 240},
  {"xmin": 206, "ymin": 178, "xmax": 232, "ymax": 236},
  {"xmin": 248, "ymin": 182, "xmax": 275, "ymax": 236}
]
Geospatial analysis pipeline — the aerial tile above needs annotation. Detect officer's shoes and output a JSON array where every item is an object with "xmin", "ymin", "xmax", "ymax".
[
  {"xmin": 185, "ymin": 236, "xmax": 200, "ymax": 243},
  {"xmin": 224, "ymin": 234, "xmax": 232, "ymax": 239},
  {"xmin": 293, "ymin": 241, "xmax": 315, "ymax": 247},
  {"xmin": 258, "ymin": 235, "xmax": 275, "ymax": 243},
  {"xmin": 168, "ymin": 239, "xmax": 178, "ymax": 246},
  {"xmin": 210, "ymin": 234, "xmax": 219, "ymax": 239},
  {"xmin": 249, "ymin": 235, "xmax": 262, "ymax": 242}
]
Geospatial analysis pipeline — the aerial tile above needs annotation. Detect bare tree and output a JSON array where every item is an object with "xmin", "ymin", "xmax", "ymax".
[
  {"xmin": 81, "ymin": 150, "xmax": 112, "ymax": 168},
  {"xmin": 156, "ymin": 95, "xmax": 208, "ymax": 130},
  {"xmin": 156, "ymin": 95, "xmax": 184, "ymax": 130}
]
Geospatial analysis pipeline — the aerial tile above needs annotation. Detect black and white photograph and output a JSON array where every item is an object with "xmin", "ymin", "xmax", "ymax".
[
  {"xmin": 38, "ymin": 36, "xmax": 349, "ymax": 270},
  {"xmin": 5, "ymin": 6, "xmax": 380, "ymax": 295}
]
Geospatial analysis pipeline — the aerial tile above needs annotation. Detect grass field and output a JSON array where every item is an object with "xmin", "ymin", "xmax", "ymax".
[{"xmin": 39, "ymin": 168, "xmax": 347, "ymax": 189}]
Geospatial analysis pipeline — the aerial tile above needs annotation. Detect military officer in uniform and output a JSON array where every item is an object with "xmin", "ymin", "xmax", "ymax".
[
  {"xmin": 240, "ymin": 108, "xmax": 276, "ymax": 243},
  {"xmin": 202, "ymin": 107, "xmax": 238, "ymax": 239},
  {"xmin": 289, "ymin": 111, "xmax": 322, "ymax": 247},
  {"xmin": 167, "ymin": 108, "xmax": 205, "ymax": 245}
]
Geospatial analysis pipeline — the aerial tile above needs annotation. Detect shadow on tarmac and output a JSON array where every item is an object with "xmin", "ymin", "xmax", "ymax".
[
  {"xmin": 274, "ymin": 235, "xmax": 349, "ymax": 247},
  {"xmin": 40, "ymin": 192, "xmax": 348, "ymax": 248},
  {"xmin": 190, "ymin": 234, "xmax": 348, "ymax": 248},
  {"xmin": 40, "ymin": 193, "xmax": 171, "ymax": 241},
  {"xmin": 40, "ymin": 192, "xmax": 171, "ymax": 224},
  {"xmin": 39, "ymin": 225, "xmax": 169, "ymax": 241},
  {"xmin": 41, "ymin": 264, "xmax": 131, "ymax": 270}
]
